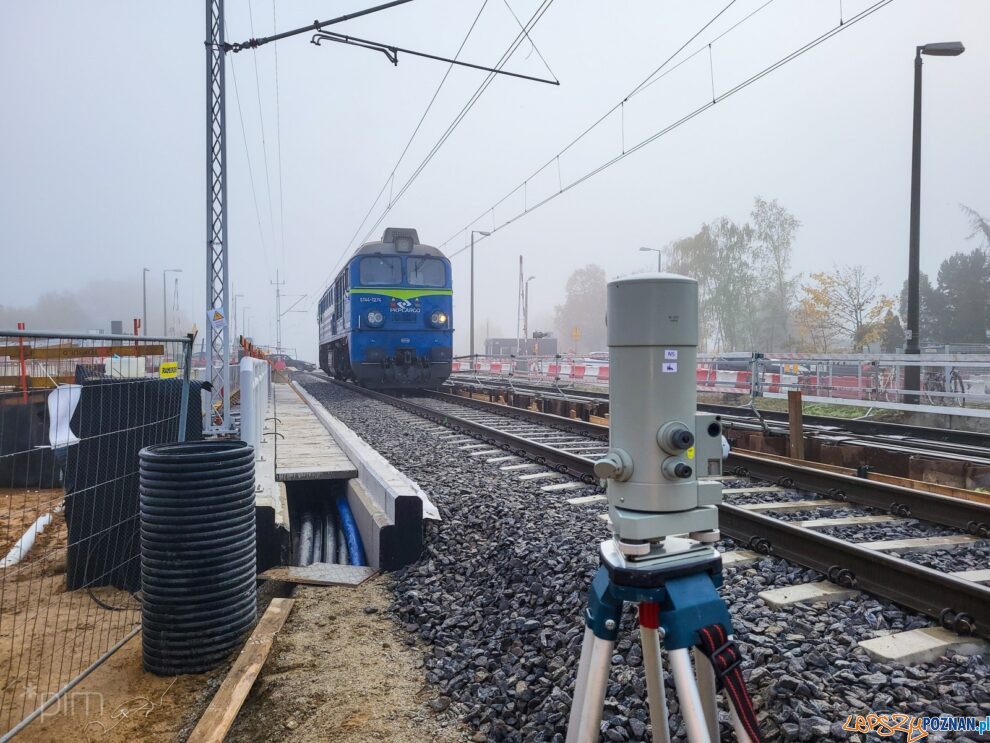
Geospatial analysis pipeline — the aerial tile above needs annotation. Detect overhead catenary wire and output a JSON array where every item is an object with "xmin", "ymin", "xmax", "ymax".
[
  {"xmin": 228, "ymin": 53, "xmax": 274, "ymax": 276},
  {"xmin": 272, "ymin": 0, "xmax": 286, "ymax": 267},
  {"xmin": 443, "ymin": 0, "xmax": 893, "ymax": 257},
  {"xmin": 309, "ymin": 0, "xmax": 557, "ymax": 307},
  {"xmin": 247, "ymin": 0, "xmax": 279, "ymax": 258},
  {"xmin": 338, "ymin": 0, "xmax": 492, "ymax": 273},
  {"xmin": 360, "ymin": 0, "xmax": 556, "ymax": 240}
]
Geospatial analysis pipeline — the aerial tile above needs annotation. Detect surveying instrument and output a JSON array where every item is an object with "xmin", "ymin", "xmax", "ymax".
[{"xmin": 566, "ymin": 275, "xmax": 761, "ymax": 743}]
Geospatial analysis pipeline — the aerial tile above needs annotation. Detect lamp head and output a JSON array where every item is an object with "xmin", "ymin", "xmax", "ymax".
[{"xmin": 919, "ymin": 41, "xmax": 965, "ymax": 56}]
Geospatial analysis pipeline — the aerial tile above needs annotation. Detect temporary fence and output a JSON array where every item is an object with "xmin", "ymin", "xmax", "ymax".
[
  {"xmin": 0, "ymin": 329, "xmax": 198, "ymax": 739},
  {"xmin": 451, "ymin": 352, "xmax": 990, "ymax": 418}
]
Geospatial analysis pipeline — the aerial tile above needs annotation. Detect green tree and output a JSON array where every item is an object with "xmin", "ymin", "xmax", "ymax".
[
  {"xmin": 554, "ymin": 265, "xmax": 607, "ymax": 353},
  {"xmin": 751, "ymin": 197, "xmax": 800, "ymax": 350},
  {"xmin": 880, "ymin": 309, "xmax": 905, "ymax": 353},
  {"xmin": 936, "ymin": 248, "xmax": 990, "ymax": 344},
  {"xmin": 899, "ymin": 272, "xmax": 946, "ymax": 346}
]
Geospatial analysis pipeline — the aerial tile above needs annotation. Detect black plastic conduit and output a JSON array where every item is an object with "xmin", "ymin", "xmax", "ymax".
[{"xmin": 139, "ymin": 440, "xmax": 257, "ymax": 676}]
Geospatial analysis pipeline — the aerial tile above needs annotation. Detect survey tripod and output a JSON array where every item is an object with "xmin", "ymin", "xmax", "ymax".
[{"xmin": 566, "ymin": 538, "xmax": 762, "ymax": 743}]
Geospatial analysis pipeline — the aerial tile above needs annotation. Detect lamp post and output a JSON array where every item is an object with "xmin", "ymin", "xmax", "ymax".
[
  {"xmin": 905, "ymin": 41, "xmax": 965, "ymax": 404},
  {"xmin": 142, "ymin": 268, "xmax": 150, "ymax": 336},
  {"xmin": 470, "ymin": 230, "xmax": 491, "ymax": 361},
  {"xmin": 163, "ymin": 269, "xmax": 183, "ymax": 335},
  {"xmin": 639, "ymin": 246, "xmax": 662, "ymax": 271},
  {"xmin": 233, "ymin": 293, "xmax": 245, "ymax": 345},
  {"xmin": 524, "ymin": 275, "xmax": 536, "ymax": 340}
]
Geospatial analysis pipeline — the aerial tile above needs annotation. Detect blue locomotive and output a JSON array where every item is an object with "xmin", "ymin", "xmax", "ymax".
[{"xmin": 318, "ymin": 228, "xmax": 453, "ymax": 388}]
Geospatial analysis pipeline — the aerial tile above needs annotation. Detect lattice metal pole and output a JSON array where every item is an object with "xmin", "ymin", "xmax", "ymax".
[{"xmin": 206, "ymin": 0, "xmax": 231, "ymax": 431}]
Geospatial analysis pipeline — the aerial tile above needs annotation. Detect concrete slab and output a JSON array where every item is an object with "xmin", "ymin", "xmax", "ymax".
[
  {"xmin": 796, "ymin": 514, "xmax": 902, "ymax": 529},
  {"xmin": 857, "ymin": 627, "xmax": 989, "ymax": 666},
  {"xmin": 758, "ymin": 581, "xmax": 860, "ymax": 609},
  {"xmin": 486, "ymin": 456, "xmax": 518, "ymax": 463},
  {"xmin": 469, "ymin": 449, "xmax": 502, "ymax": 456},
  {"xmin": 541, "ymin": 482, "xmax": 588, "ymax": 492},
  {"xmin": 501, "ymin": 463, "xmax": 539, "ymax": 471},
  {"xmin": 950, "ymin": 568, "xmax": 990, "ymax": 583},
  {"xmin": 859, "ymin": 535, "xmax": 984, "ymax": 553},
  {"xmin": 518, "ymin": 472, "xmax": 560, "ymax": 481},
  {"xmin": 458, "ymin": 443, "xmax": 490, "ymax": 450},
  {"xmin": 721, "ymin": 549, "xmax": 762, "ymax": 567},
  {"xmin": 739, "ymin": 499, "xmax": 844, "ymax": 512},
  {"xmin": 722, "ymin": 486, "xmax": 788, "ymax": 495},
  {"xmin": 275, "ymin": 385, "xmax": 358, "ymax": 481},
  {"xmin": 568, "ymin": 494, "xmax": 607, "ymax": 505}
]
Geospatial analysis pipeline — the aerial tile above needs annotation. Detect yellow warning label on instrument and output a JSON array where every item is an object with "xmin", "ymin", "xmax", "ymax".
[
  {"xmin": 159, "ymin": 361, "xmax": 179, "ymax": 379},
  {"xmin": 686, "ymin": 446, "xmax": 695, "ymax": 460}
]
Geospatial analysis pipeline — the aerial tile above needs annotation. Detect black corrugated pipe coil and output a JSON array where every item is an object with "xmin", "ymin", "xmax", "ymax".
[{"xmin": 139, "ymin": 440, "xmax": 257, "ymax": 675}]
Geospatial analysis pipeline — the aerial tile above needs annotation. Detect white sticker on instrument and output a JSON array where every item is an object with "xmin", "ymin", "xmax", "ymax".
[
  {"xmin": 664, "ymin": 349, "xmax": 678, "ymax": 360},
  {"xmin": 662, "ymin": 362, "xmax": 678, "ymax": 373}
]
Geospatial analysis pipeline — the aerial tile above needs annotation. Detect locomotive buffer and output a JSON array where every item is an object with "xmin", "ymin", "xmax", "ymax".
[{"xmin": 566, "ymin": 274, "xmax": 762, "ymax": 743}]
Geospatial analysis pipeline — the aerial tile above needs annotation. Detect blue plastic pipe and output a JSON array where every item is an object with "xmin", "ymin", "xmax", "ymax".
[{"xmin": 335, "ymin": 495, "xmax": 367, "ymax": 566}]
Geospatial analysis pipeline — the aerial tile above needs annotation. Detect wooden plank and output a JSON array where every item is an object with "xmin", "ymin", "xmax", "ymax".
[
  {"xmin": 787, "ymin": 389, "xmax": 805, "ymax": 460},
  {"xmin": 0, "ymin": 344, "xmax": 165, "ymax": 359},
  {"xmin": 187, "ymin": 598, "xmax": 295, "ymax": 743},
  {"xmin": 0, "ymin": 375, "xmax": 75, "ymax": 389}
]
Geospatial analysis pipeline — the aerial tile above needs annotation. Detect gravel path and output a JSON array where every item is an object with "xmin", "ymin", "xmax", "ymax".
[{"xmin": 298, "ymin": 375, "xmax": 990, "ymax": 742}]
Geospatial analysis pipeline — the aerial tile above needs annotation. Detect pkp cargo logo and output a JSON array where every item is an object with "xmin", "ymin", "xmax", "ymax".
[{"xmin": 390, "ymin": 298, "xmax": 421, "ymax": 313}]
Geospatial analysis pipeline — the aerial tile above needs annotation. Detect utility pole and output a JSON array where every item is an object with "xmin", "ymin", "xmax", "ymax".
[
  {"xmin": 524, "ymin": 275, "xmax": 535, "ymax": 340},
  {"xmin": 516, "ymin": 256, "xmax": 523, "ymax": 357},
  {"xmin": 142, "ymin": 268, "xmax": 149, "ymax": 336},
  {"xmin": 206, "ymin": 0, "xmax": 231, "ymax": 431},
  {"xmin": 272, "ymin": 270, "xmax": 285, "ymax": 354}
]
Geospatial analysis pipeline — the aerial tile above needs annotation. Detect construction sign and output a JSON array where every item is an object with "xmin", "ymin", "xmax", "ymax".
[
  {"xmin": 159, "ymin": 361, "xmax": 179, "ymax": 379},
  {"xmin": 209, "ymin": 308, "xmax": 227, "ymax": 332}
]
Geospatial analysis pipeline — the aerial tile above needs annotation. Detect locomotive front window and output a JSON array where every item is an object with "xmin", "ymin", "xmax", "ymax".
[
  {"xmin": 407, "ymin": 257, "xmax": 446, "ymax": 287},
  {"xmin": 359, "ymin": 256, "xmax": 402, "ymax": 285}
]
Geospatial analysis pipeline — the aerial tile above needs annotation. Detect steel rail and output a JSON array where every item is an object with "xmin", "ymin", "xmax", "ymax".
[
  {"xmin": 718, "ymin": 505, "xmax": 990, "ymax": 637},
  {"xmin": 446, "ymin": 374, "xmax": 990, "ymax": 450},
  {"xmin": 727, "ymin": 451, "xmax": 990, "ymax": 536},
  {"xmin": 328, "ymin": 377, "xmax": 990, "ymax": 636},
  {"xmin": 331, "ymin": 380, "xmax": 599, "ymax": 483},
  {"xmin": 438, "ymin": 384, "xmax": 990, "ymax": 535},
  {"xmin": 425, "ymin": 390, "xmax": 607, "ymax": 438}
]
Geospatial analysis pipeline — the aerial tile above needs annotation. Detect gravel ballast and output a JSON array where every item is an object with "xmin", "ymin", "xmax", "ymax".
[{"xmin": 298, "ymin": 375, "xmax": 990, "ymax": 742}]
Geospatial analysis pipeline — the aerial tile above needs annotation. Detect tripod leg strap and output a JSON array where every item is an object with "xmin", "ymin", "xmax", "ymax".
[{"xmin": 696, "ymin": 624, "xmax": 764, "ymax": 743}]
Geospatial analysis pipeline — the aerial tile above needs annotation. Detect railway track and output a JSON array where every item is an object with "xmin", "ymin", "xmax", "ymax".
[
  {"xmin": 327, "ymin": 376, "xmax": 990, "ymax": 637},
  {"xmin": 445, "ymin": 374, "xmax": 990, "ymax": 463}
]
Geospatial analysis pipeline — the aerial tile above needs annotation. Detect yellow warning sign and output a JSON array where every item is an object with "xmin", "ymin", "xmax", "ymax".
[{"xmin": 159, "ymin": 361, "xmax": 179, "ymax": 379}]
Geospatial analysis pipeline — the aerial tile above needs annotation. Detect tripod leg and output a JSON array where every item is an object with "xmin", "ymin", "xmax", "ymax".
[
  {"xmin": 640, "ymin": 625, "xmax": 671, "ymax": 743},
  {"xmin": 567, "ymin": 627, "xmax": 596, "ymax": 736},
  {"xmin": 668, "ymin": 648, "xmax": 712, "ymax": 743},
  {"xmin": 566, "ymin": 632, "xmax": 615, "ymax": 743},
  {"xmin": 692, "ymin": 646, "xmax": 719, "ymax": 741}
]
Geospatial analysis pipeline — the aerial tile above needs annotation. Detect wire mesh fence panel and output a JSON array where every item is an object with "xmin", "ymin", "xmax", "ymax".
[{"xmin": 0, "ymin": 330, "xmax": 198, "ymax": 737}]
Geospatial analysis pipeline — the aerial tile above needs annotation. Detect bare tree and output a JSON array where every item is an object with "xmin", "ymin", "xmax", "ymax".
[
  {"xmin": 553, "ymin": 265, "xmax": 607, "ymax": 353},
  {"xmin": 751, "ymin": 197, "xmax": 800, "ymax": 350},
  {"xmin": 799, "ymin": 266, "xmax": 892, "ymax": 351}
]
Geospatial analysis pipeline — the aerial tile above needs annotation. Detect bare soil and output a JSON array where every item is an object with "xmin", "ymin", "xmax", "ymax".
[{"xmin": 227, "ymin": 577, "xmax": 469, "ymax": 743}]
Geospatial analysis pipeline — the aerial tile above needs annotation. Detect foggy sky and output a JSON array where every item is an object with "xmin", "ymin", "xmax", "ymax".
[{"xmin": 2, "ymin": 1, "xmax": 987, "ymax": 360}]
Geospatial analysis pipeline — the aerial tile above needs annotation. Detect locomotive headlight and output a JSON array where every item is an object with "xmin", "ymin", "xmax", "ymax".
[
  {"xmin": 366, "ymin": 310, "xmax": 385, "ymax": 327},
  {"xmin": 430, "ymin": 310, "xmax": 448, "ymax": 328}
]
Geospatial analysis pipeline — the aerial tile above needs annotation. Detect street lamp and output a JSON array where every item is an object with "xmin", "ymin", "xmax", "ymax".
[
  {"xmin": 142, "ymin": 268, "xmax": 150, "ymax": 336},
  {"xmin": 639, "ymin": 246, "xmax": 662, "ymax": 271},
  {"xmin": 470, "ymin": 230, "xmax": 491, "ymax": 360},
  {"xmin": 163, "ymin": 269, "xmax": 183, "ymax": 335},
  {"xmin": 905, "ymin": 40, "xmax": 965, "ymax": 403},
  {"xmin": 524, "ymin": 275, "xmax": 536, "ymax": 340}
]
